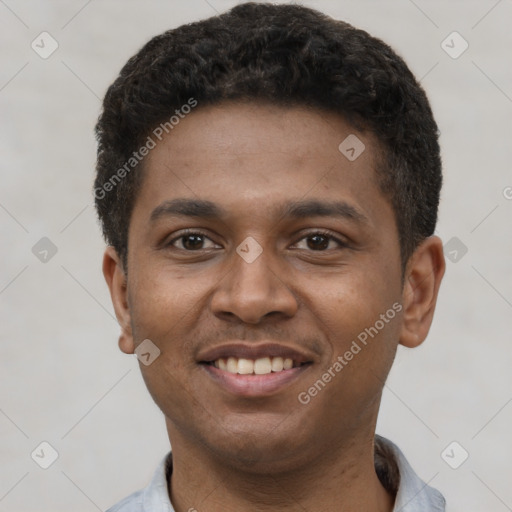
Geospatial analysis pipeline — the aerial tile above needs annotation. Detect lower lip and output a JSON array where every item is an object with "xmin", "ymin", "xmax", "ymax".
[{"xmin": 200, "ymin": 363, "xmax": 312, "ymax": 397}]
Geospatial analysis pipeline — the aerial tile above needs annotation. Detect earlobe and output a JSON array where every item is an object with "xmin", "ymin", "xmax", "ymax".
[
  {"xmin": 399, "ymin": 236, "xmax": 445, "ymax": 348},
  {"xmin": 102, "ymin": 247, "xmax": 135, "ymax": 354}
]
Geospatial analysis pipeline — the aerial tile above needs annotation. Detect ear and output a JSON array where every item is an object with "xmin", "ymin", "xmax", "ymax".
[
  {"xmin": 102, "ymin": 246, "xmax": 135, "ymax": 354},
  {"xmin": 399, "ymin": 235, "xmax": 445, "ymax": 348}
]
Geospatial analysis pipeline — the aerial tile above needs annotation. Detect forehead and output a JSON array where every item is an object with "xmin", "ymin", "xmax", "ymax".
[{"xmin": 133, "ymin": 101, "xmax": 390, "ymax": 227}]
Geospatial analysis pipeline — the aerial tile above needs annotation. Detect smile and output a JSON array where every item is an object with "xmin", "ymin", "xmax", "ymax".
[
  {"xmin": 197, "ymin": 342, "xmax": 315, "ymax": 396},
  {"xmin": 206, "ymin": 356, "xmax": 307, "ymax": 375}
]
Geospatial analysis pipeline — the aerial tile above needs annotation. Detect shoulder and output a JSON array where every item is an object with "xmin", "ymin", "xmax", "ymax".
[
  {"xmin": 105, "ymin": 452, "xmax": 173, "ymax": 512},
  {"xmin": 105, "ymin": 489, "xmax": 144, "ymax": 512}
]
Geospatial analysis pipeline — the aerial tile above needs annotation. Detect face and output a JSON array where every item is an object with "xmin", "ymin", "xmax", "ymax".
[{"xmin": 104, "ymin": 102, "xmax": 443, "ymax": 473}]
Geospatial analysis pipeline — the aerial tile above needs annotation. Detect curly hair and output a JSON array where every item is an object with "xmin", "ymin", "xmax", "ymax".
[{"xmin": 94, "ymin": 2, "xmax": 442, "ymax": 272}]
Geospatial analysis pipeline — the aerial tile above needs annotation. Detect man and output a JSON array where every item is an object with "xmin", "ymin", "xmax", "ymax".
[{"xmin": 95, "ymin": 2, "xmax": 446, "ymax": 511}]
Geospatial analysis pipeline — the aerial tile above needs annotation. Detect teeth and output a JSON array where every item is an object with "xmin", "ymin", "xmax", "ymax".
[
  {"xmin": 212, "ymin": 356, "xmax": 298, "ymax": 375},
  {"xmin": 226, "ymin": 357, "xmax": 238, "ymax": 373},
  {"xmin": 237, "ymin": 358, "xmax": 254, "ymax": 374},
  {"xmin": 254, "ymin": 357, "xmax": 272, "ymax": 375},
  {"xmin": 271, "ymin": 357, "xmax": 284, "ymax": 372}
]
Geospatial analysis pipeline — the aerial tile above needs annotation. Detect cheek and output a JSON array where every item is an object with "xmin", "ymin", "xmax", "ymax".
[
  {"xmin": 126, "ymin": 264, "xmax": 222, "ymax": 387},
  {"xmin": 128, "ymin": 264, "xmax": 201, "ymax": 339},
  {"xmin": 126, "ymin": 269, "xmax": 208, "ymax": 417},
  {"xmin": 306, "ymin": 277, "xmax": 401, "ymax": 425},
  {"xmin": 314, "ymin": 267, "xmax": 400, "ymax": 340},
  {"xmin": 308, "ymin": 264, "xmax": 403, "ymax": 401}
]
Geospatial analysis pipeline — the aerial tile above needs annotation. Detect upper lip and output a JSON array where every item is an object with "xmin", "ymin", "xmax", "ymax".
[{"xmin": 197, "ymin": 342, "xmax": 315, "ymax": 364}]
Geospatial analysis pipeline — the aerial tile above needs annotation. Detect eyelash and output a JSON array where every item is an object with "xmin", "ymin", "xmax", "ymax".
[
  {"xmin": 166, "ymin": 229, "xmax": 349, "ymax": 251},
  {"xmin": 296, "ymin": 230, "xmax": 350, "ymax": 250}
]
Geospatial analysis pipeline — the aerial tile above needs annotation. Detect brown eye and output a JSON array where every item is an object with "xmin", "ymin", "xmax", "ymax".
[
  {"xmin": 293, "ymin": 231, "xmax": 349, "ymax": 251},
  {"xmin": 168, "ymin": 232, "xmax": 218, "ymax": 251},
  {"xmin": 180, "ymin": 234, "xmax": 205, "ymax": 250},
  {"xmin": 307, "ymin": 234, "xmax": 330, "ymax": 250}
]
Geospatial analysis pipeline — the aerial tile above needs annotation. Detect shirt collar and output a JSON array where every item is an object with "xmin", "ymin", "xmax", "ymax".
[
  {"xmin": 140, "ymin": 452, "xmax": 173, "ymax": 512},
  {"xmin": 135, "ymin": 436, "xmax": 445, "ymax": 512},
  {"xmin": 381, "ymin": 437, "xmax": 446, "ymax": 511}
]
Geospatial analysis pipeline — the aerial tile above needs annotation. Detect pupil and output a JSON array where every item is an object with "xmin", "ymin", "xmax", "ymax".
[
  {"xmin": 308, "ymin": 235, "xmax": 328, "ymax": 250},
  {"xmin": 184, "ymin": 235, "xmax": 203, "ymax": 250}
]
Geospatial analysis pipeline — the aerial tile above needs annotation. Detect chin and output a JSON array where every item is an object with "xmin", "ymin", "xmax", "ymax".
[{"xmin": 202, "ymin": 419, "xmax": 312, "ymax": 473}]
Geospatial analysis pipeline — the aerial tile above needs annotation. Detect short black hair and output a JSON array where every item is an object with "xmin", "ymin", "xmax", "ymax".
[{"xmin": 94, "ymin": 2, "xmax": 442, "ymax": 272}]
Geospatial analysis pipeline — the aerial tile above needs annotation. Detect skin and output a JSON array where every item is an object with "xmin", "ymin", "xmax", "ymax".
[{"xmin": 103, "ymin": 102, "xmax": 445, "ymax": 512}]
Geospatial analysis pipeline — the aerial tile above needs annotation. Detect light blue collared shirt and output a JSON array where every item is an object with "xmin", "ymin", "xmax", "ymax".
[{"xmin": 106, "ymin": 436, "xmax": 445, "ymax": 512}]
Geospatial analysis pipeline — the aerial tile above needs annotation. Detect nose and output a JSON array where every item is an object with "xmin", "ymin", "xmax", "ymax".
[{"xmin": 210, "ymin": 245, "xmax": 298, "ymax": 324}]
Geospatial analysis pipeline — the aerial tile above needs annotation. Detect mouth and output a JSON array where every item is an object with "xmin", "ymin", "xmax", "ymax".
[
  {"xmin": 202, "ymin": 356, "xmax": 309, "ymax": 375},
  {"xmin": 197, "ymin": 343, "xmax": 315, "ymax": 396}
]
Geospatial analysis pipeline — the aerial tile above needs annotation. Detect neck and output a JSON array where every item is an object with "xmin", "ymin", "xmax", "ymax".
[{"xmin": 167, "ymin": 425, "xmax": 395, "ymax": 512}]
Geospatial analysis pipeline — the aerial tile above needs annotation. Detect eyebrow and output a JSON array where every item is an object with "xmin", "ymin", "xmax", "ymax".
[
  {"xmin": 149, "ymin": 198, "xmax": 369, "ymax": 225},
  {"xmin": 150, "ymin": 199, "xmax": 224, "ymax": 222},
  {"xmin": 281, "ymin": 199, "xmax": 369, "ymax": 225}
]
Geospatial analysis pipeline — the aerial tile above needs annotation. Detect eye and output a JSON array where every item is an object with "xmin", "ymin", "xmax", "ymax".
[
  {"xmin": 293, "ymin": 231, "xmax": 349, "ymax": 251},
  {"xmin": 168, "ymin": 231, "xmax": 219, "ymax": 251}
]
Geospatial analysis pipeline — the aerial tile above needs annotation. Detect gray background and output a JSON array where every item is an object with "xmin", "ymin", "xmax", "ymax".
[{"xmin": 1, "ymin": 0, "xmax": 511, "ymax": 510}]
